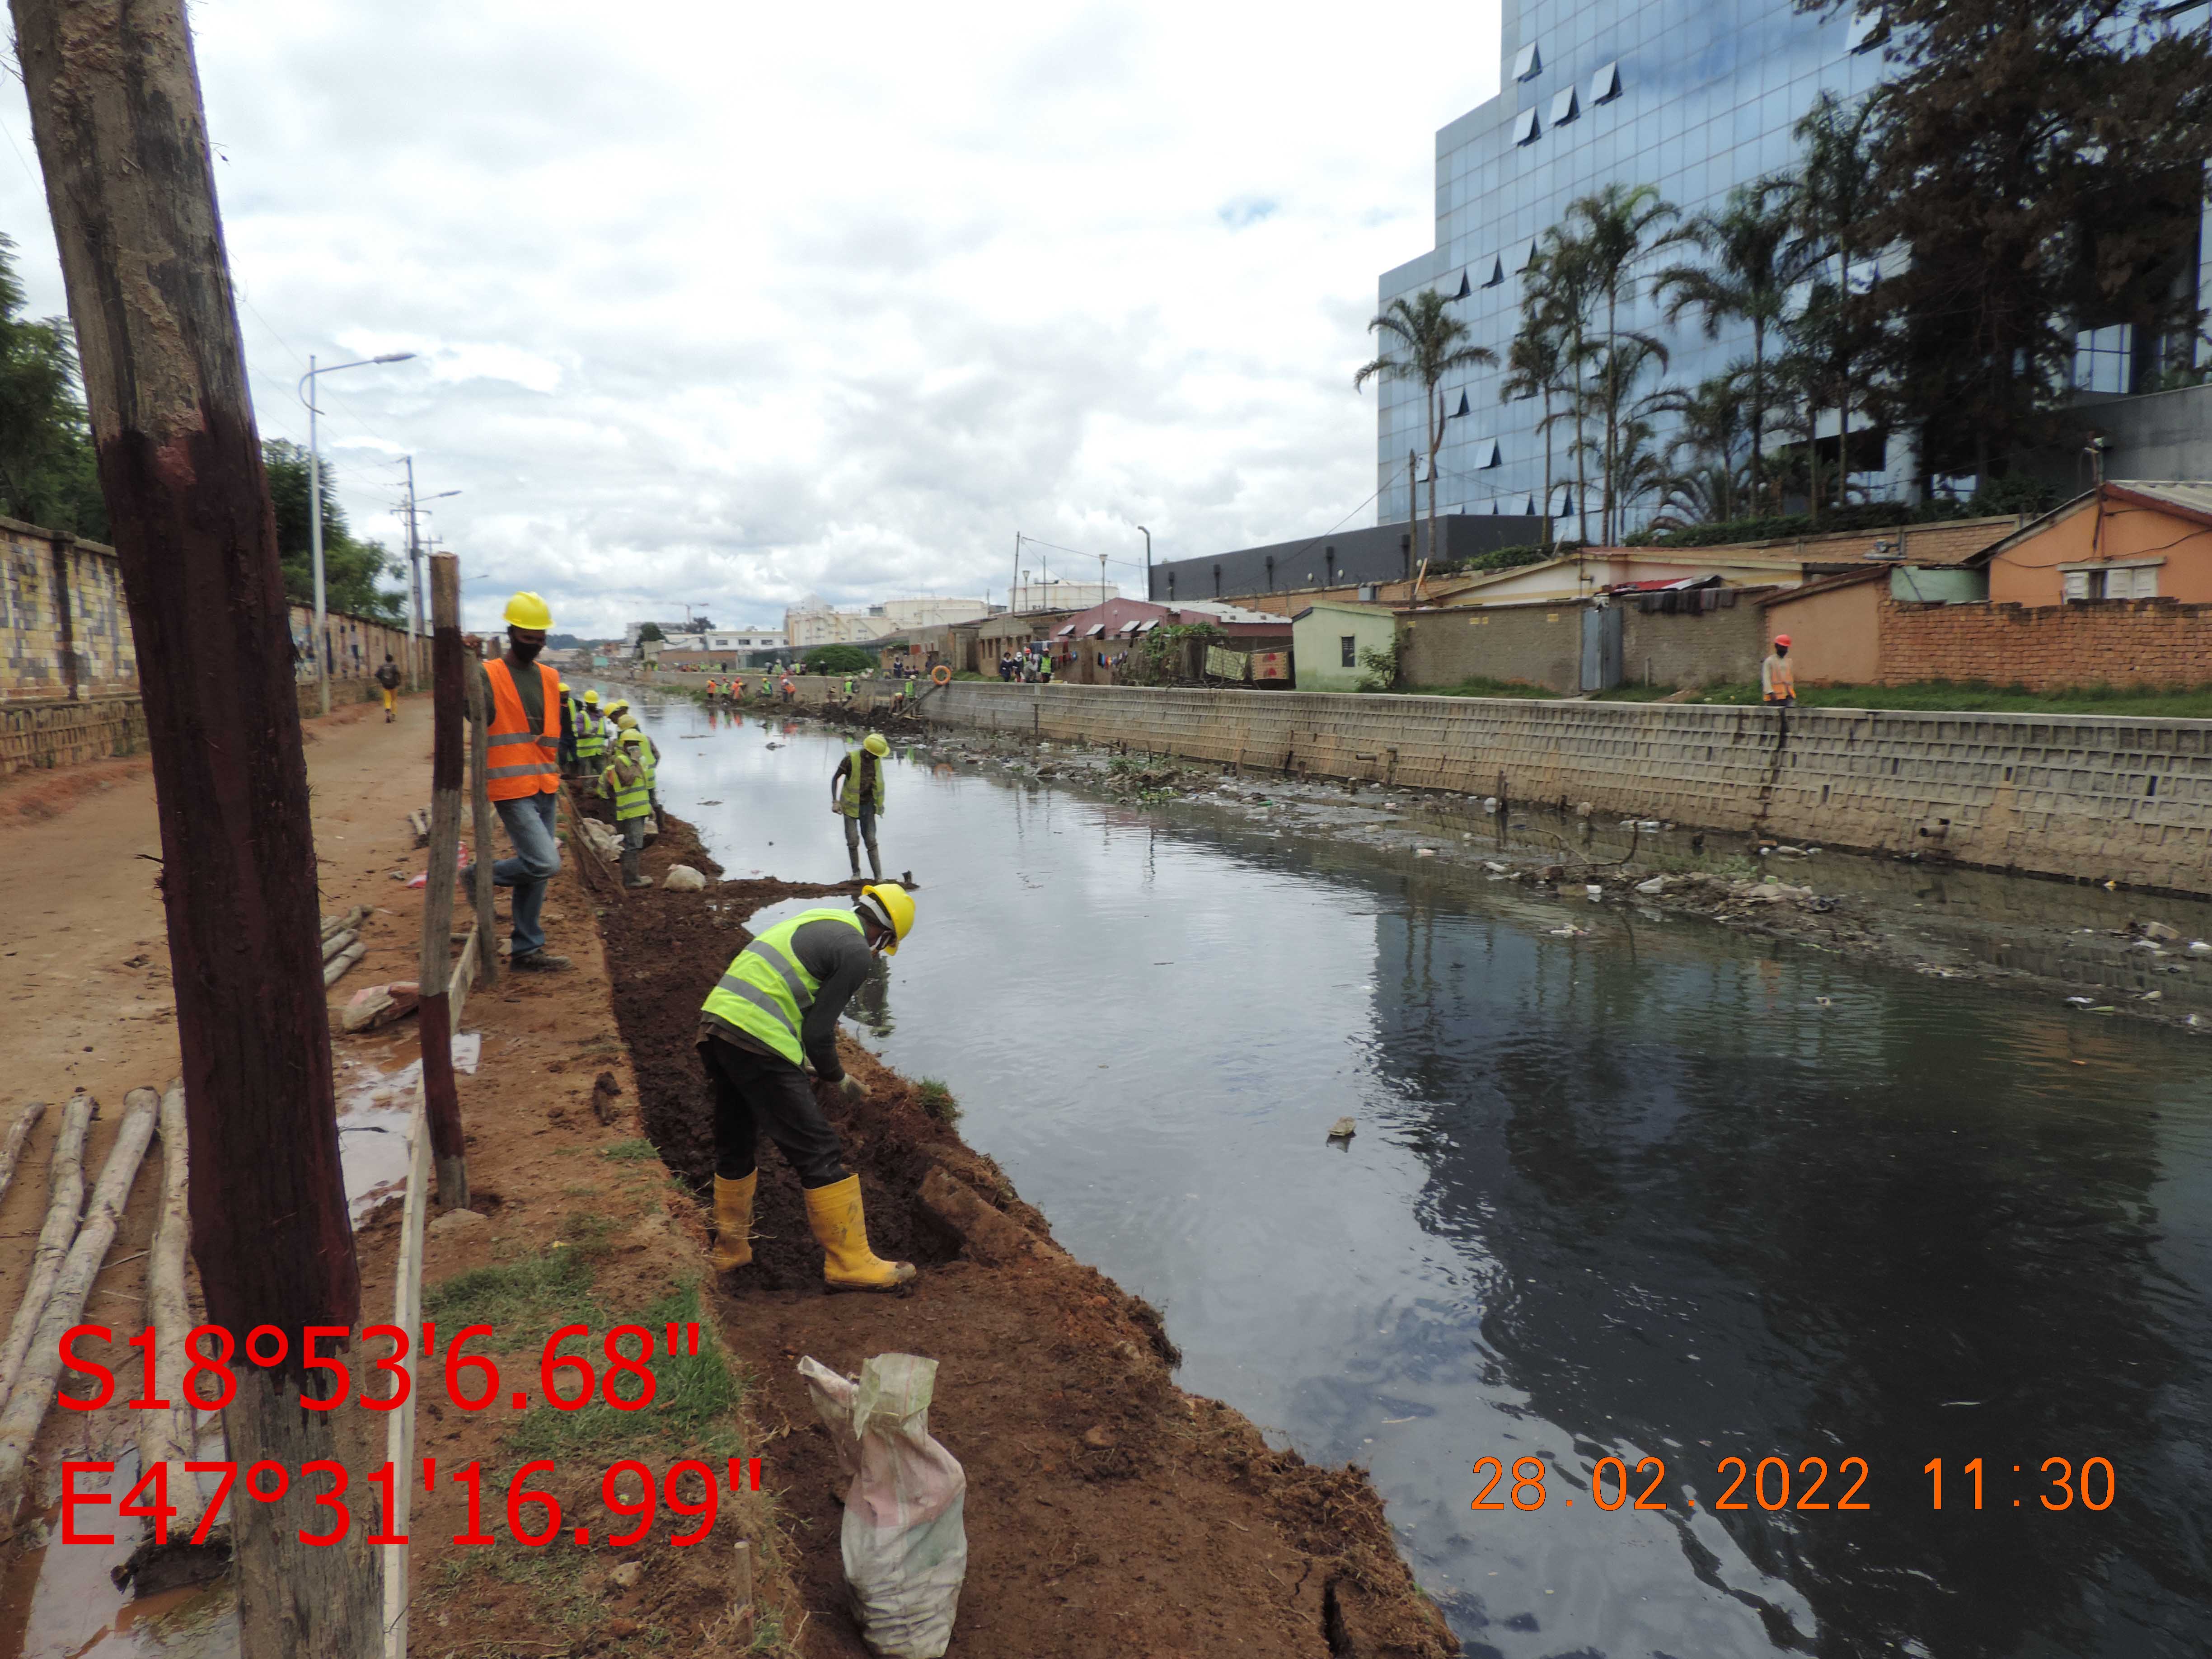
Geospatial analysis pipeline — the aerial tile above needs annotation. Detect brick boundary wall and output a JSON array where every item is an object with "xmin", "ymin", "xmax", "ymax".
[
  {"xmin": 2, "ymin": 679, "xmax": 393, "ymax": 778},
  {"xmin": 1878, "ymin": 596, "xmax": 2212, "ymax": 690},
  {"xmin": 895, "ymin": 681, "xmax": 2212, "ymax": 895}
]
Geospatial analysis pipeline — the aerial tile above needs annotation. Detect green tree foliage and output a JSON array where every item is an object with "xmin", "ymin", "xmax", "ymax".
[
  {"xmin": 261, "ymin": 439, "xmax": 404, "ymax": 622},
  {"xmin": 1656, "ymin": 179, "xmax": 1817, "ymax": 514},
  {"xmin": 0, "ymin": 234, "xmax": 105, "ymax": 539},
  {"xmin": 636, "ymin": 621, "xmax": 665, "ymax": 642},
  {"xmin": 1355, "ymin": 288, "xmax": 1497, "ymax": 583},
  {"xmin": 1803, "ymin": 0, "xmax": 2212, "ymax": 480},
  {"xmin": 802, "ymin": 643, "xmax": 876, "ymax": 675}
]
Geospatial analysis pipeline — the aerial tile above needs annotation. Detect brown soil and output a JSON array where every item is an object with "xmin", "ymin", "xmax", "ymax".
[{"xmin": 595, "ymin": 820, "xmax": 1459, "ymax": 1659}]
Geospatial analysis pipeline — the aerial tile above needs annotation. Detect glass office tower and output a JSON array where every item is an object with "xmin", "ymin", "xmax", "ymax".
[{"xmin": 1374, "ymin": 0, "xmax": 1889, "ymax": 534}]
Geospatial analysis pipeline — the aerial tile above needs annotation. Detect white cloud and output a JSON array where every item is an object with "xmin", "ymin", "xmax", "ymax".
[{"xmin": 0, "ymin": 0, "xmax": 1502, "ymax": 636}]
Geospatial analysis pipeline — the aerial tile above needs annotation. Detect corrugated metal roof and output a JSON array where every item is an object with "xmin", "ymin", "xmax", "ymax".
[{"xmin": 2108, "ymin": 480, "xmax": 2212, "ymax": 523}]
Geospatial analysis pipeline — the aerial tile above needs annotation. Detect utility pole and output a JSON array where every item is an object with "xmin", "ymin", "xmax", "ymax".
[
  {"xmin": 9, "ymin": 1, "xmax": 381, "ymax": 1654},
  {"xmin": 404, "ymin": 455, "xmax": 424, "ymax": 692},
  {"xmin": 308, "ymin": 354, "xmax": 327, "ymax": 712},
  {"xmin": 1138, "ymin": 525, "xmax": 1151, "ymax": 601},
  {"xmin": 1406, "ymin": 450, "xmax": 1419, "ymax": 588},
  {"xmin": 1011, "ymin": 532, "xmax": 1022, "ymax": 613}
]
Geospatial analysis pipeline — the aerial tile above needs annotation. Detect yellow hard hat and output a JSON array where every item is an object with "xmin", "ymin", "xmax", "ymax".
[
  {"xmin": 559, "ymin": 681, "xmax": 571, "ymax": 693},
  {"xmin": 858, "ymin": 883, "xmax": 913, "ymax": 954},
  {"xmin": 862, "ymin": 732, "xmax": 890, "ymax": 758},
  {"xmin": 584, "ymin": 689, "xmax": 600, "ymax": 704},
  {"xmin": 619, "ymin": 726, "xmax": 646, "ymax": 745},
  {"xmin": 503, "ymin": 591, "xmax": 553, "ymax": 630},
  {"xmin": 605, "ymin": 700, "xmax": 630, "ymax": 717},
  {"xmin": 617, "ymin": 713, "xmax": 639, "ymax": 729}
]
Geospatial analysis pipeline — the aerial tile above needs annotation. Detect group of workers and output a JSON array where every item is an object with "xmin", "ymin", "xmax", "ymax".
[{"xmin": 467, "ymin": 590, "xmax": 919, "ymax": 1293}]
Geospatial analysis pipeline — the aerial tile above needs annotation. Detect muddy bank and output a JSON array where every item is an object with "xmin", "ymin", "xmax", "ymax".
[{"xmin": 592, "ymin": 815, "xmax": 1458, "ymax": 1659}]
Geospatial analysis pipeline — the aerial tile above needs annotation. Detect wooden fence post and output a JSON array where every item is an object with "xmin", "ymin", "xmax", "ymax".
[
  {"xmin": 418, "ymin": 554, "xmax": 469, "ymax": 1210},
  {"xmin": 464, "ymin": 643, "xmax": 499, "ymax": 989},
  {"xmin": 7, "ymin": 2, "xmax": 381, "ymax": 1649}
]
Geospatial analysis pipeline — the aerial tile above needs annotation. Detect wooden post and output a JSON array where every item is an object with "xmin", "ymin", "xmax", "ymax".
[
  {"xmin": 0, "ymin": 1100, "xmax": 48, "ymax": 1208},
  {"xmin": 7, "ymin": 2, "xmax": 383, "ymax": 1649},
  {"xmin": 419, "ymin": 554, "xmax": 469, "ymax": 1211},
  {"xmin": 464, "ymin": 642, "xmax": 499, "ymax": 989}
]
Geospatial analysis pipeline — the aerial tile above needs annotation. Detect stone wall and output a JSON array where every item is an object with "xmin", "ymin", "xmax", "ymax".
[
  {"xmin": 1877, "ymin": 596, "xmax": 2212, "ymax": 690},
  {"xmin": 1619, "ymin": 594, "xmax": 1771, "ymax": 689},
  {"xmin": 914, "ymin": 681, "xmax": 2212, "ymax": 894},
  {"xmin": 2, "ymin": 519, "xmax": 136, "ymax": 701}
]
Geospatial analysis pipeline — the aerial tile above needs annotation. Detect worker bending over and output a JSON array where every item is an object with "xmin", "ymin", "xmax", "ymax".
[
  {"xmin": 831, "ymin": 732, "xmax": 889, "ymax": 882},
  {"xmin": 700, "ymin": 885, "xmax": 918, "ymax": 1291},
  {"xmin": 597, "ymin": 727, "xmax": 656, "ymax": 888},
  {"xmin": 1762, "ymin": 634, "xmax": 1797, "ymax": 707}
]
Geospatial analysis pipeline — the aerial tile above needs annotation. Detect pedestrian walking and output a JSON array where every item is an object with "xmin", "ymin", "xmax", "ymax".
[
  {"xmin": 1762, "ymin": 634, "xmax": 1798, "ymax": 707},
  {"xmin": 698, "ymin": 884, "xmax": 918, "ymax": 1290},
  {"xmin": 374, "ymin": 652, "xmax": 401, "ymax": 721},
  {"xmin": 830, "ymin": 733, "xmax": 890, "ymax": 882},
  {"xmin": 459, "ymin": 591, "xmax": 569, "ymax": 970}
]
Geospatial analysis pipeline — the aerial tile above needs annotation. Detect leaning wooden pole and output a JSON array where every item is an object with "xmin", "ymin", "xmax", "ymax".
[
  {"xmin": 464, "ymin": 640, "xmax": 499, "ymax": 989},
  {"xmin": 0, "ymin": 1092, "xmax": 93, "ymax": 1415},
  {"xmin": 7, "ymin": 4, "xmax": 381, "ymax": 1650},
  {"xmin": 138, "ymin": 1082, "xmax": 210, "ymax": 1540},
  {"xmin": 0, "ymin": 1099, "xmax": 50, "ymax": 1211},
  {"xmin": 0, "ymin": 1088, "xmax": 158, "ymax": 1524},
  {"xmin": 418, "ymin": 554, "xmax": 469, "ymax": 1210}
]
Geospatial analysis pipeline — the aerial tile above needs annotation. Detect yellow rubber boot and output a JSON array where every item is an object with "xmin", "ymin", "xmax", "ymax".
[
  {"xmin": 803, "ymin": 1174, "xmax": 916, "ymax": 1291},
  {"xmin": 712, "ymin": 1172, "xmax": 757, "ymax": 1272}
]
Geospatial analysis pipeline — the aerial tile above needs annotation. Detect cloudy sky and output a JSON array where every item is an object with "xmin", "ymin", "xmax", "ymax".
[{"xmin": 0, "ymin": 0, "xmax": 1502, "ymax": 637}]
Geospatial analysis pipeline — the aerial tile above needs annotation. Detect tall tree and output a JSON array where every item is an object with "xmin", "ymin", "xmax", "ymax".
[
  {"xmin": 1657, "ymin": 369, "xmax": 1753, "ymax": 524},
  {"xmin": 9, "ymin": 2, "xmax": 383, "ymax": 1655},
  {"xmin": 1803, "ymin": 0, "xmax": 2212, "ymax": 481},
  {"xmin": 1790, "ymin": 93, "xmax": 1882, "ymax": 509},
  {"xmin": 1524, "ymin": 231, "xmax": 1598, "ymax": 541},
  {"xmin": 1656, "ymin": 178, "xmax": 1818, "ymax": 518},
  {"xmin": 1501, "ymin": 302, "xmax": 1568, "ymax": 544},
  {"xmin": 262, "ymin": 439, "xmax": 403, "ymax": 621},
  {"xmin": 1559, "ymin": 184, "xmax": 1690, "ymax": 542},
  {"xmin": 1355, "ymin": 287, "xmax": 1498, "ymax": 585},
  {"xmin": 0, "ymin": 232, "xmax": 105, "ymax": 537}
]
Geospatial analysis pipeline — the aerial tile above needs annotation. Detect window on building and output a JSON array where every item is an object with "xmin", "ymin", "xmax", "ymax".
[
  {"xmin": 2072, "ymin": 324, "xmax": 2135, "ymax": 395},
  {"xmin": 1550, "ymin": 86, "xmax": 1579, "ymax": 125},
  {"xmin": 1340, "ymin": 636, "xmax": 1358, "ymax": 668},
  {"xmin": 1589, "ymin": 61, "xmax": 1621, "ymax": 104},
  {"xmin": 1513, "ymin": 41, "xmax": 1542, "ymax": 81},
  {"xmin": 2063, "ymin": 564, "xmax": 2160, "ymax": 601},
  {"xmin": 1847, "ymin": 8, "xmax": 1889, "ymax": 52},
  {"xmin": 1513, "ymin": 107, "xmax": 1542, "ymax": 145}
]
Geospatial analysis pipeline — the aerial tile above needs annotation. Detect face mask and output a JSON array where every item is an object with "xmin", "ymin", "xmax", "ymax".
[{"xmin": 509, "ymin": 634, "xmax": 543, "ymax": 664}]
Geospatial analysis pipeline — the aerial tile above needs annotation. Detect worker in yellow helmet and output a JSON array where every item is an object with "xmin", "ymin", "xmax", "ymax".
[
  {"xmin": 830, "ymin": 732, "xmax": 891, "ymax": 882},
  {"xmin": 697, "ymin": 883, "xmax": 917, "ymax": 1291},
  {"xmin": 599, "ymin": 728, "xmax": 656, "ymax": 889},
  {"xmin": 458, "ymin": 592, "xmax": 568, "ymax": 970},
  {"xmin": 556, "ymin": 680, "xmax": 578, "ymax": 772}
]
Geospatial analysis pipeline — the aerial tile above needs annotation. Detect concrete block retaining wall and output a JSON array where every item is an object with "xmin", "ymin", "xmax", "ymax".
[
  {"xmin": 909, "ymin": 681, "xmax": 2212, "ymax": 894},
  {"xmin": 2, "ymin": 679, "xmax": 389, "ymax": 777}
]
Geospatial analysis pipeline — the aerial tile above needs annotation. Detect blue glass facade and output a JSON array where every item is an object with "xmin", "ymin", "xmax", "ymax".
[{"xmin": 1375, "ymin": 0, "xmax": 1886, "ymax": 532}]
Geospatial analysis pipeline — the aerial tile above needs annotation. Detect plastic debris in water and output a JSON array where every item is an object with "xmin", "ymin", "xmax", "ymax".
[{"xmin": 1326, "ymin": 1117, "xmax": 1356, "ymax": 1140}]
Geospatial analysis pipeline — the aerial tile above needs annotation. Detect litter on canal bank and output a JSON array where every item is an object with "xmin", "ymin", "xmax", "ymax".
[{"xmin": 588, "ymin": 811, "xmax": 1460, "ymax": 1659}]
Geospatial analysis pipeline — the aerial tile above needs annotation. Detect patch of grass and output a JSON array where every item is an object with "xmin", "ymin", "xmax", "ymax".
[
  {"xmin": 1589, "ymin": 679, "xmax": 2212, "ymax": 717},
  {"xmin": 507, "ymin": 1281, "xmax": 748, "ymax": 1462},
  {"xmin": 915, "ymin": 1079, "xmax": 960, "ymax": 1126},
  {"xmin": 604, "ymin": 1137, "xmax": 660, "ymax": 1162},
  {"xmin": 1419, "ymin": 676, "xmax": 1568, "ymax": 700},
  {"xmin": 436, "ymin": 1545, "xmax": 603, "ymax": 1632},
  {"xmin": 422, "ymin": 1221, "xmax": 614, "ymax": 1344}
]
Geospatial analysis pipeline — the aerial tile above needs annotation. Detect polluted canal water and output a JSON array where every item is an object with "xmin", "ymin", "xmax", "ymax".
[{"xmin": 643, "ymin": 696, "xmax": 2212, "ymax": 1659}]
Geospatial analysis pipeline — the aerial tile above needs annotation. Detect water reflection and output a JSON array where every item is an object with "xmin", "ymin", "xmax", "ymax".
[{"xmin": 636, "ymin": 695, "xmax": 2212, "ymax": 1659}]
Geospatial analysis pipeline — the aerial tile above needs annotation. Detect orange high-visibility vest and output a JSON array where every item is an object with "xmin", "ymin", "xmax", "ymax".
[{"xmin": 484, "ymin": 657, "xmax": 561, "ymax": 800}]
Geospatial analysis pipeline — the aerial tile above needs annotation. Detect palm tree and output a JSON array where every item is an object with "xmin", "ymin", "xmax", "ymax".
[
  {"xmin": 1658, "ymin": 370, "xmax": 1752, "ymax": 523},
  {"xmin": 1500, "ymin": 314, "xmax": 1566, "ymax": 545},
  {"xmin": 1791, "ymin": 93, "xmax": 1880, "ymax": 511},
  {"xmin": 1525, "ymin": 228, "xmax": 1598, "ymax": 541},
  {"xmin": 1355, "ymin": 287, "xmax": 1498, "ymax": 590},
  {"xmin": 1655, "ymin": 177, "xmax": 1818, "ymax": 521},
  {"xmin": 1560, "ymin": 184, "xmax": 1690, "ymax": 543}
]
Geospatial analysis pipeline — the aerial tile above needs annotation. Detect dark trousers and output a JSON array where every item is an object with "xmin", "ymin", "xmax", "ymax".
[{"xmin": 698, "ymin": 1036, "xmax": 848, "ymax": 1187}]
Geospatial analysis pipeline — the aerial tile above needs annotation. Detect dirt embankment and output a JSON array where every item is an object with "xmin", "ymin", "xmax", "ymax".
[{"xmin": 591, "ymin": 813, "xmax": 1458, "ymax": 1659}]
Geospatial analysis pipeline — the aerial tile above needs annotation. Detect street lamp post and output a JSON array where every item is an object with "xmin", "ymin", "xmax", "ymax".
[
  {"xmin": 1138, "ymin": 525, "xmax": 1151, "ymax": 600},
  {"xmin": 299, "ymin": 351, "xmax": 415, "ymax": 714},
  {"xmin": 401, "ymin": 454, "xmax": 460, "ymax": 691}
]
